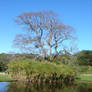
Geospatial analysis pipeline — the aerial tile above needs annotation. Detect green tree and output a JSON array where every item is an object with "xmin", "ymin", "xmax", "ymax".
[{"xmin": 76, "ymin": 50, "xmax": 92, "ymax": 65}]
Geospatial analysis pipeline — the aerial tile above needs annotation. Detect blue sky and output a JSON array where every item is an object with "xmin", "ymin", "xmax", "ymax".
[{"xmin": 0, "ymin": 0, "xmax": 92, "ymax": 53}]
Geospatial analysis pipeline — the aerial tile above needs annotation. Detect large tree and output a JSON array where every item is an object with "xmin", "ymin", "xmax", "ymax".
[{"xmin": 14, "ymin": 11, "xmax": 76, "ymax": 61}]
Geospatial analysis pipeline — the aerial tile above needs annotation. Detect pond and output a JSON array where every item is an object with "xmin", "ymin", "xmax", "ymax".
[{"xmin": 0, "ymin": 82, "xmax": 92, "ymax": 92}]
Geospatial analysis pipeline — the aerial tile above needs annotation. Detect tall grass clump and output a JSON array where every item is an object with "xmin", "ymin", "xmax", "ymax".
[{"xmin": 8, "ymin": 58, "xmax": 77, "ymax": 85}]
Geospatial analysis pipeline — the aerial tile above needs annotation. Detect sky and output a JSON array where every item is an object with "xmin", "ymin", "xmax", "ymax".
[{"xmin": 0, "ymin": 0, "xmax": 92, "ymax": 53}]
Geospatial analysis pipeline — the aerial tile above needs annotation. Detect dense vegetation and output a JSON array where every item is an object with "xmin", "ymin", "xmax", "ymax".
[
  {"xmin": 0, "ymin": 50, "xmax": 92, "ymax": 83},
  {"xmin": 0, "ymin": 53, "xmax": 38, "ymax": 72},
  {"xmin": 76, "ymin": 50, "xmax": 92, "ymax": 66},
  {"xmin": 8, "ymin": 58, "xmax": 76, "ymax": 84},
  {"xmin": 0, "ymin": 53, "xmax": 12, "ymax": 72}
]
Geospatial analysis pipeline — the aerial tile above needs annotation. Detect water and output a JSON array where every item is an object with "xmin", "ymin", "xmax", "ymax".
[
  {"xmin": 0, "ymin": 82, "xmax": 92, "ymax": 92},
  {"xmin": 0, "ymin": 82, "xmax": 9, "ymax": 92}
]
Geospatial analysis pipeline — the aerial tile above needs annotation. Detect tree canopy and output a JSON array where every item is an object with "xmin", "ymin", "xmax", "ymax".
[
  {"xmin": 76, "ymin": 50, "xmax": 92, "ymax": 65},
  {"xmin": 14, "ymin": 11, "xmax": 76, "ymax": 61}
]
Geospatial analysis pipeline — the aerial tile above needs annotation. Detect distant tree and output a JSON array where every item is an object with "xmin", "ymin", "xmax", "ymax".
[
  {"xmin": 14, "ymin": 11, "xmax": 76, "ymax": 61},
  {"xmin": 0, "ymin": 53, "xmax": 13, "ymax": 71},
  {"xmin": 76, "ymin": 50, "xmax": 92, "ymax": 65}
]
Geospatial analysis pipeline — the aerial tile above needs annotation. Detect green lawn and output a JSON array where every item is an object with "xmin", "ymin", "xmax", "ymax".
[
  {"xmin": 76, "ymin": 66, "xmax": 92, "ymax": 82},
  {"xmin": 0, "ymin": 74, "xmax": 16, "ymax": 82},
  {"xmin": 76, "ymin": 74, "xmax": 92, "ymax": 83},
  {"xmin": 79, "ymin": 75, "xmax": 92, "ymax": 81}
]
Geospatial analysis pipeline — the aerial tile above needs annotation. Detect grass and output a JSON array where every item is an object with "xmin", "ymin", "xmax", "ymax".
[
  {"xmin": 79, "ymin": 66, "xmax": 92, "ymax": 74},
  {"xmin": 75, "ymin": 65, "xmax": 92, "ymax": 83},
  {"xmin": 0, "ymin": 73, "xmax": 16, "ymax": 82},
  {"xmin": 76, "ymin": 74, "xmax": 92, "ymax": 83},
  {"xmin": 78, "ymin": 75, "xmax": 92, "ymax": 81}
]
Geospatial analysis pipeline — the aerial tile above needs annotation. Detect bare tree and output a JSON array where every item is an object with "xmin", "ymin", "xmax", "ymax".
[{"xmin": 14, "ymin": 11, "xmax": 76, "ymax": 61}]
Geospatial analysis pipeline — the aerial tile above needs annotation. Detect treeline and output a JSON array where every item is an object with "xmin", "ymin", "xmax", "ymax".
[
  {"xmin": 76, "ymin": 50, "xmax": 92, "ymax": 65},
  {"xmin": 0, "ymin": 53, "xmax": 39, "ymax": 72},
  {"xmin": 0, "ymin": 50, "xmax": 92, "ymax": 72}
]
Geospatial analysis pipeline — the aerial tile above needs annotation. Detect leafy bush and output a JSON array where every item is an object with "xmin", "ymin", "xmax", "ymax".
[{"xmin": 8, "ymin": 58, "xmax": 77, "ymax": 83}]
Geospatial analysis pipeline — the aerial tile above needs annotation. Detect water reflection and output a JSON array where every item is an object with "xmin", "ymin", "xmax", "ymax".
[
  {"xmin": 0, "ymin": 82, "xmax": 9, "ymax": 92},
  {"xmin": 0, "ymin": 82, "xmax": 92, "ymax": 92}
]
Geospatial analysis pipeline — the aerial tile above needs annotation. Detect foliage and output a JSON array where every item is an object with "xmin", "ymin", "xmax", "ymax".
[
  {"xmin": 0, "ymin": 53, "xmax": 39, "ymax": 72},
  {"xmin": 0, "ymin": 53, "xmax": 13, "ymax": 72},
  {"xmin": 76, "ymin": 50, "xmax": 92, "ymax": 66},
  {"xmin": 53, "ymin": 54, "xmax": 78, "ymax": 67},
  {"xmin": 8, "ymin": 58, "xmax": 77, "ymax": 83}
]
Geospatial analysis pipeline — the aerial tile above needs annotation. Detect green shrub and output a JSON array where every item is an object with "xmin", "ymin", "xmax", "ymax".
[{"xmin": 8, "ymin": 58, "xmax": 77, "ymax": 83}]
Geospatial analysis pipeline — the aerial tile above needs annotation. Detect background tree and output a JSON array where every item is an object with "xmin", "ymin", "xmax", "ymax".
[
  {"xmin": 0, "ymin": 53, "xmax": 13, "ymax": 71},
  {"xmin": 76, "ymin": 50, "xmax": 92, "ymax": 66},
  {"xmin": 14, "ymin": 11, "xmax": 76, "ymax": 61}
]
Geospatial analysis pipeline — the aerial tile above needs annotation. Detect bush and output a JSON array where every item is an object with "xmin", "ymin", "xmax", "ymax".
[{"xmin": 8, "ymin": 58, "xmax": 77, "ymax": 84}]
